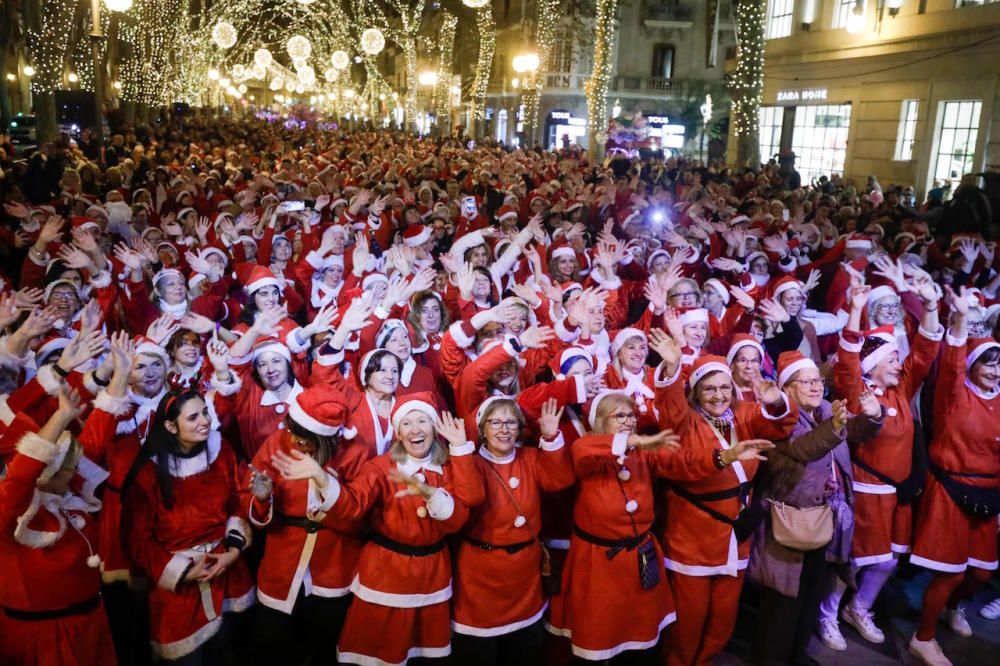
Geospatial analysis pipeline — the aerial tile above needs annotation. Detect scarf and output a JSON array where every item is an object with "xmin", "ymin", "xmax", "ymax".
[
  {"xmin": 617, "ymin": 366, "xmax": 655, "ymax": 414},
  {"xmin": 695, "ymin": 404, "xmax": 735, "ymax": 439}
]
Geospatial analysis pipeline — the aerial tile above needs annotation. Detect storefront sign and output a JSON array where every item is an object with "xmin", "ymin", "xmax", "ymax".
[
  {"xmin": 550, "ymin": 111, "xmax": 571, "ymax": 120},
  {"xmin": 646, "ymin": 115, "xmax": 670, "ymax": 126},
  {"xmin": 776, "ymin": 88, "xmax": 828, "ymax": 103}
]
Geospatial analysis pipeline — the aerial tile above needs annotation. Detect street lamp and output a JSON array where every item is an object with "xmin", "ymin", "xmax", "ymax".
[
  {"xmin": 87, "ymin": 0, "xmax": 132, "ymax": 143},
  {"xmin": 845, "ymin": 2, "xmax": 865, "ymax": 33},
  {"xmin": 418, "ymin": 71, "xmax": 439, "ymax": 87},
  {"xmin": 23, "ymin": 65, "xmax": 35, "ymax": 77},
  {"xmin": 512, "ymin": 52, "xmax": 540, "ymax": 144}
]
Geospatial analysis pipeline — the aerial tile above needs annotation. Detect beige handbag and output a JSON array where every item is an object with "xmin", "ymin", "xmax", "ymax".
[{"xmin": 768, "ymin": 500, "xmax": 833, "ymax": 551}]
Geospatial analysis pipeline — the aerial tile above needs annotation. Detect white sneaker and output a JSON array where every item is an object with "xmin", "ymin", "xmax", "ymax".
[
  {"xmin": 980, "ymin": 596, "xmax": 1000, "ymax": 620},
  {"xmin": 942, "ymin": 606, "xmax": 973, "ymax": 637},
  {"xmin": 908, "ymin": 635, "xmax": 953, "ymax": 666},
  {"xmin": 841, "ymin": 604, "xmax": 885, "ymax": 644},
  {"xmin": 817, "ymin": 618, "xmax": 847, "ymax": 651}
]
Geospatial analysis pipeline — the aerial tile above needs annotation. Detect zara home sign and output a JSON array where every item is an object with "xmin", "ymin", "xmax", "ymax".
[{"xmin": 776, "ymin": 88, "xmax": 828, "ymax": 103}]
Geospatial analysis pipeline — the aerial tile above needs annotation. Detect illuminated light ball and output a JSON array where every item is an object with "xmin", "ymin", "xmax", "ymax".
[
  {"xmin": 331, "ymin": 50, "xmax": 350, "ymax": 70},
  {"xmin": 250, "ymin": 64, "xmax": 266, "ymax": 79},
  {"xmin": 323, "ymin": 67, "xmax": 339, "ymax": 83},
  {"xmin": 296, "ymin": 0, "xmax": 315, "ymax": 4},
  {"xmin": 219, "ymin": 77, "xmax": 231, "ymax": 88},
  {"xmin": 292, "ymin": 57, "xmax": 308, "ymax": 70},
  {"xmin": 297, "ymin": 65, "xmax": 315, "ymax": 85},
  {"xmin": 344, "ymin": 88, "xmax": 355, "ymax": 99},
  {"xmin": 294, "ymin": 83, "xmax": 305, "ymax": 94},
  {"xmin": 285, "ymin": 80, "xmax": 296, "ymax": 92},
  {"xmin": 286, "ymin": 35, "xmax": 312, "ymax": 60},
  {"xmin": 360, "ymin": 28, "xmax": 385, "ymax": 56},
  {"xmin": 103, "ymin": 0, "xmax": 133, "ymax": 11},
  {"xmin": 461, "ymin": 0, "xmax": 490, "ymax": 7},
  {"xmin": 238, "ymin": 84, "xmax": 247, "ymax": 94},
  {"xmin": 269, "ymin": 77, "xmax": 283, "ymax": 91},
  {"xmin": 67, "ymin": 72, "xmax": 79, "ymax": 83},
  {"xmin": 232, "ymin": 64, "xmax": 246, "ymax": 80},
  {"xmin": 212, "ymin": 21, "xmax": 237, "ymax": 50},
  {"xmin": 254, "ymin": 48, "xmax": 273, "ymax": 68}
]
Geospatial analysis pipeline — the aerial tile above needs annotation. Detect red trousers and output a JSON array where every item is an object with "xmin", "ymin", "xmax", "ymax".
[{"xmin": 665, "ymin": 570, "xmax": 745, "ymax": 666}]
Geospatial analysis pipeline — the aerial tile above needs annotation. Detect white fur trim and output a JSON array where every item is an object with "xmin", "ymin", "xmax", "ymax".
[
  {"xmin": 93, "ymin": 390, "xmax": 132, "ymax": 416},
  {"xmin": 839, "ymin": 334, "xmax": 863, "ymax": 353},
  {"xmin": 306, "ymin": 473, "xmax": 341, "ymax": 519},
  {"xmin": 338, "ymin": 645, "xmax": 451, "ymax": 665},
  {"xmin": 546, "ymin": 611, "xmax": 675, "ymax": 661},
  {"xmin": 759, "ymin": 392, "xmax": 792, "ymax": 420},
  {"xmin": 390, "ymin": 400, "xmax": 439, "ymax": 433},
  {"xmin": 553, "ymin": 317, "xmax": 581, "ymax": 343},
  {"xmin": 426, "ymin": 487, "xmax": 455, "ymax": 521},
  {"xmin": 35, "ymin": 364, "xmax": 62, "ymax": 395},
  {"xmin": 690, "ymin": 361, "xmax": 731, "ymax": 388},
  {"xmin": 15, "ymin": 432, "xmax": 58, "ymax": 464},
  {"xmin": 654, "ymin": 361, "xmax": 682, "ymax": 388},
  {"xmin": 918, "ymin": 324, "xmax": 944, "ymax": 342},
  {"xmin": 287, "ymin": 399, "xmax": 340, "ymax": 436},
  {"xmin": 449, "ymin": 441, "xmax": 476, "ymax": 456},
  {"xmin": 967, "ymin": 340, "xmax": 1000, "ymax": 368},
  {"xmin": 225, "ymin": 516, "xmax": 252, "ymax": 546},
  {"xmin": 285, "ymin": 328, "xmax": 311, "ymax": 354},
  {"xmin": 453, "ymin": 604, "xmax": 546, "ymax": 637},
  {"xmin": 726, "ymin": 339, "xmax": 765, "ymax": 366},
  {"xmin": 851, "ymin": 480, "xmax": 896, "ymax": 495},
  {"xmin": 89, "ymin": 270, "xmax": 112, "ymax": 289},
  {"xmin": 0, "ymin": 396, "xmax": 14, "ymax": 426},
  {"xmin": 539, "ymin": 431, "xmax": 565, "ymax": 452},
  {"xmin": 610, "ymin": 432, "xmax": 629, "ymax": 458},
  {"xmin": 350, "ymin": 575, "xmax": 452, "ymax": 608},
  {"xmin": 777, "ymin": 358, "xmax": 819, "ymax": 389},
  {"xmin": 209, "ymin": 371, "xmax": 242, "ymax": 397},
  {"xmin": 447, "ymin": 321, "xmax": 476, "ymax": 349},
  {"xmin": 158, "ymin": 553, "xmax": 193, "ymax": 591}
]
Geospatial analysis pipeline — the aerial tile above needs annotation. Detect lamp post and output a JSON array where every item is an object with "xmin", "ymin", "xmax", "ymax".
[
  {"xmin": 512, "ymin": 51, "xmax": 539, "ymax": 146},
  {"xmin": 90, "ymin": 0, "xmax": 132, "ymax": 142}
]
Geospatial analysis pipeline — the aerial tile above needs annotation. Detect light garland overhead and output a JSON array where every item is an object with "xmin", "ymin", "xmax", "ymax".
[
  {"xmin": 360, "ymin": 28, "xmax": 385, "ymax": 56},
  {"xmin": 462, "ymin": 0, "xmax": 490, "ymax": 7},
  {"xmin": 434, "ymin": 12, "xmax": 458, "ymax": 122},
  {"xmin": 212, "ymin": 21, "xmax": 238, "ymax": 49}
]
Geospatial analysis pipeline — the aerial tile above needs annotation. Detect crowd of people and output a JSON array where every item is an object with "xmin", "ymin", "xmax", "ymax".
[{"xmin": 0, "ymin": 113, "xmax": 998, "ymax": 666}]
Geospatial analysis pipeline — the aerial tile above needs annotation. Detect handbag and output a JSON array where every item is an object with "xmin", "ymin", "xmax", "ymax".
[
  {"xmin": 768, "ymin": 500, "xmax": 834, "ymax": 551},
  {"xmin": 614, "ymin": 473, "xmax": 661, "ymax": 591},
  {"xmin": 930, "ymin": 463, "xmax": 1000, "ymax": 519}
]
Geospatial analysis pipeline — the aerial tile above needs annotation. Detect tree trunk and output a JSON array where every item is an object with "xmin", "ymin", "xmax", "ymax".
[
  {"xmin": 404, "ymin": 38, "xmax": 418, "ymax": 133},
  {"xmin": 34, "ymin": 92, "xmax": 58, "ymax": 144},
  {"xmin": 733, "ymin": 0, "xmax": 766, "ymax": 169},
  {"xmin": 470, "ymin": 6, "xmax": 495, "ymax": 135},
  {"xmin": 585, "ymin": 0, "xmax": 617, "ymax": 160}
]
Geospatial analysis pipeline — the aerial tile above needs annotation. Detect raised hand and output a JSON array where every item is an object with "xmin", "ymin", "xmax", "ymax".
[
  {"xmin": 757, "ymin": 298, "xmax": 790, "ymax": 323},
  {"xmin": 195, "ymin": 217, "xmax": 211, "ymax": 243},
  {"xmin": 628, "ymin": 429, "xmax": 681, "ymax": 451},
  {"xmin": 20, "ymin": 306, "xmax": 59, "ymax": 338},
  {"xmin": 538, "ymin": 398, "xmax": 564, "ymax": 439},
  {"xmin": 14, "ymin": 287, "xmax": 44, "ymax": 309},
  {"xmin": 271, "ymin": 448, "xmax": 326, "ymax": 484},
  {"xmin": 648, "ymin": 327, "xmax": 681, "ymax": 365},
  {"xmin": 184, "ymin": 250, "xmax": 212, "ymax": 276},
  {"xmin": 388, "ymin": 469, "xmax": 435, "ymax": 500},
  {"xmin": 858, "ymin": 389, "xmax": 882, "ymax": 418},
  {"xmin": 58, "ymin": 244, "xmax": 94, "ymax": 271},
  {"xmin": 831, "ymin": 399, "xmax": 849, "ymax": 432},
  {"xmin": 944, "ymin": 284, "xmax": 970, "ymax": 315},
  {"xmin": 180, "ymin": 312, "xmax": 216, "ymax": 335},
  {"xmin": 340, "ymin": 294, "xmax": 377, "ymax": 332},
  {"xmin": 870, "ymin": 255, "xmax": 909, "ymax": 292},
  {"xmin": 437, "ymin": 412, "xmax": 467, "ymax": 448},
  {"xmin": 751, "ymin": 375, "xmax": 783, "ymax": 405},
  {"xmin": 57, "ymin": 387, "xmax": 85, "ymax": 422},
  {"xmin": 848, "ymin": 275, "xmax": 871, "ymax": 312},
  {"xmin": 206, "ymin": 336, "xmax": 230, "ymax": 374},
  {"xmin": 456, "ymin": 262, "xmax": 476, "ymax": 299},
  {"xmin": 70, "ymin": 225, "xmax": 99, "ymax": 254},
  {"xmin": 58, "ymin": 330, "xmax": 108, "ymax": 371},
  {"xmin": 79, "ymin": 299, "xmax": 101, "ymax": 334},
  {"xmin": 663, "ymin": 307, "xmax": 687, "ymax": 345},
  {"xmin": 38, "ymin": 216, "xmax": 65, "ymax": 245},
  {"xmin": 643, "ymin": 279, "xmax": 667, "ymax": 313},
  {"xmin": 722, "ymin": 439, "xmax": 775, "ymax": 463},
  {"xmin": 802, "ymin": 268, "xmax": 821, "ymax": 293},
  {"xmin": 0, "ymin": 292, "xmax": 18, "ymax": 329},
  {"xmin": 249, "ymin": 465, "xmax": 274, "ymax": 502},
  {"xmin": 352, "ymin": 232, "xmax": 371, "ymax": 274},
  {"xmin": 519, "ymin": 325, "xmax": 555, "ymax": 349},
  {"xmin": 147, "ymin": 314, "xmax": 180, "ymax": 345},
  {"xmin": 114, "ymin": 243, "xmax": 144, "ymax": 272}
]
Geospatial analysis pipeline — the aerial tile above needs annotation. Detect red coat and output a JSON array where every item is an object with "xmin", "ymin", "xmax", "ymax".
[
  {"xmin": 250, "ymin": 432, "xmax": 369, "ymax": 613},
  {"xmin": 547, "ymin": 432, "xmax": 719, "ymax": 660},
  {"xmin": 122, "ymin": 433, "xmax": 255, "ymax": 661},
  {"xmin": 452, "ymin": 439, "xmax": 575, "ymax": 636},
  {"xmin": 655, "ymin": 366, "xmax": 797, "ymax": 575}
]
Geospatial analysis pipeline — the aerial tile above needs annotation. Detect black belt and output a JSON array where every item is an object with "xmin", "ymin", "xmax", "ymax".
[
  {"xmin": 3, "ymin": 595, "xmax": 101, "ymax": 621},
  {"xmin": 464, "ymin": 536, "xmax": 535, "ymax": 554},
  {"xmin": 370, "ymin": 532, "xmax": 446, "ymax": 557},
  {"xmin": 280, "ymin": 515, "xmax": 326, "ymax": 533},
  {"xmin": 930, "ymin": 462, "xmax": 997, "ymax": 480},
  {"xmin": 573, "ymin": 525, "xmax": 650, "ymax": 559},
  {"xmin": 669, "ymin": 483, "xmax": 749, "ymax": 526}
]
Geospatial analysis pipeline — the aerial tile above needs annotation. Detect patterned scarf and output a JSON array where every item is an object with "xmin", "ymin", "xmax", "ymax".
[{"xmin": 695, "ymin": 404, "xmax": 735, "ymax": 440}]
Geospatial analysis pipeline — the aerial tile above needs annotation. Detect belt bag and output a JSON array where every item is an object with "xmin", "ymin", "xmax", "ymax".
[
  {"xmin": 768, "ymin": 500, "xmax": 833, "ymax": 551},
  {"xmin": 931, "ymin": 465, "xmax": 1000, "ymax": 518}
]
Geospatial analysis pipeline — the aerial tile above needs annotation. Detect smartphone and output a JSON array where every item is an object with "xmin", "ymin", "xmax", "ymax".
[
  {"xmin": 277, "ymin": 201, "xmax": 305, "ymax": 213},
  {"xmin": 782, "ymin": 209, "xmax": 790, "ymax": 221},
  {"xmin": 461, "ymin": 196, "xmax": 477, "ymax": 219}
]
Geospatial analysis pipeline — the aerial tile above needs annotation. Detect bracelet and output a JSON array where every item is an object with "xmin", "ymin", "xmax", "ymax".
[
  {"xmin": 53, "ymin": 364, "xmax": 70, "ymax": 378},
  {"xmin": 712, "ymin": 448, "xmax": 727, "ymax": 470},
  {"xmin": 92, "ymin": 372, "xmax": 110, "ymax": 388}
]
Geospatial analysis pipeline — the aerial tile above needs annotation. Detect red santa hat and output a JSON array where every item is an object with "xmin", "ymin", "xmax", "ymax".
[
  {"xmin": 552, "ymin": 346, "xmax": 596, "ymax": 379},
  {"xmin": 362, "ymin": 273, "xmax": 390, "ymax": 292},
  {"xmin": 689, "ymin": 354, "xmax": 732, "ymax": 388},
  {"xmin": 564, "ymin": 199, "xmax": 584, "ymax": 213},
  {"xmin": 152, "ymin": 268, "xmax": 183, "ymax": 290},
  {"xmin": 245, "ymin": 266, "xmax": 281, "ymax": 295},
  {"xmin": 729, "ymin": 214, "xmax": 750, "ymax": 226},
  {"xmin": 389, "ymin": 392, "xmax": 440, "ymax": 433},
  {"xmin": 550, "ymin": 246, "xmax": 576, "ymax": 262},
  {"xmin": 375, "ymin": 319, "xmax": 410, "ymax": 349},
  {"xmin": 177, "ymin": 206, "xmax": 197, "ymax": 220},
  {"xmin": 703, "ymin": 278, "xmax": 730, "ymax": 306},
  {"xmin": 770, "ymin": 275, "xmax": 805, "ymax": 302},
  {"xmin": 646, "ymin": 249, "xmax": 671, "ymax": 271},
  {"xmin": 251, "ymin": 338, "xmax": 292, "ymax": 363},
  {"xmin": 43, "ymin": 279, "xmax": 81, "ymax": 303},
  {"xmin": 70, "ymin": 216, "xmax": 100, "ymax": 233},
  {"xmin": 678, "ymin": 307, "xmax": 709, "ymax": 326},
  {"xmin": 845, "ymin": 234, "xmax": 873, "ymax": 250},
  {"xmin": 776, "ymin": 350, "xmax": 819, "ymax": 389},
  {"xmin": 611, "ymin": 328, "xmax": 647, "ymax": 358},
  {"xmin": 865, "ymin": 285, "xmax": 898, "ymax": 307},
  {"xmin": 966, "ymin": 338, "xmax": 1000, "ymax": 369},
  {"xmin": 725, "ymin": 334, "xmax": 765, "ymax": 366},
  {"xmin": 496, "ymin": 205, "xmax": 518, "ymax": 223},
  {"xmin": 859, "ymin": 325, "xmax": 899, "ymax": 374},
  {"xmin": 35, "ymin": 335, "xmax": 71, "ymax": 366},
  {"xmin": 133, "ymin": 336, "xmax": 170, "ymax": 365},
  {"xmin": 475, "ymin": 395, "xmax": 520, "ymax": 431},
  {"xmin": 287, "ymin": 386, "xmax": 354, "ymax": 437},
  {"xmin": 619, "ymin": 207, "xmax": 642, "ymax": 228},
  {"xmin": 745, "ymin": 250, "xmax": 768, "ymax": 267},
  {"xmin": 403, "ymin": 224, "xmax": 432, "ymax": 248}
]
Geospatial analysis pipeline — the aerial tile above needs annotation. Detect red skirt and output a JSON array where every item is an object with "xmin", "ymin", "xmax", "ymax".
[
  {"xmin": 911, "ymin": 476, "xmax": 999, "ymax": 573},
  {"xmin": 547, "ymin": 533, "xmax": 675, "ymax": 660},
  {"xmin": 337, "ymin": 599, "xmax": 451, "ymax": 665},
  {"xmin": 452, "ymin": 541, "xmax": 545, "ymax": 635},
  {"xmin": 0, "ymin": 602, "xmax": 117, "ymax": 666},
  {"xmin": 850, "ymin": 490, "xmax": 911, "ymax": 566}
]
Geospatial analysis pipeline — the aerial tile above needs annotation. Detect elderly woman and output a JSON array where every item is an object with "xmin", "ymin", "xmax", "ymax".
[
  {"xmin": 749, "ymin": 351, "xmax": 884, "ymax": 665},
  {"xmin": 272, "ymin": 394, "xmax": 477, "ymax": 665},
  {"xmin": 450, "ymin": 397, "xmax": 575, "ymax": 665},
  {"xmin": 547, "ymin": 389, "xmax": 772, "ymax": 662},
  {"xmin": 650, "ymin": 329, "xmax": 797, "ymax": 666}
]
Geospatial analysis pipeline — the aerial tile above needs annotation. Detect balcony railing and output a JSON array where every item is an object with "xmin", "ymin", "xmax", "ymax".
[
  {"xmin": 646, "ymin": 3, "xmax": 694, "ymax": 22},
  {"xmin": 611, "ymin": 76, "xmax": 675, "ymax": 93}
]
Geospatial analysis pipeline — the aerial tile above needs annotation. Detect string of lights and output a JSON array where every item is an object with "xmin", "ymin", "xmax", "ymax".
[
  {"xmin": 585, "ymin": 0, "xmax": 617, "ymax": 146},
  {"xmin": 731, "ymin": 0, "xmax": 766, "ymax": 142},
  {"xmin": 25, "ymin": 0, "xmax": 77, "ymax": 95},
  {"xmin": 434, "ymin": 12, "xmax": 457, "ymax": 121},
  {"xmin": 470, "ymin": 4, "xmax": 495, "ymax": 122}
]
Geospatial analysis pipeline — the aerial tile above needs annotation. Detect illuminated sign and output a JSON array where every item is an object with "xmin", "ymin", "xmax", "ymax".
[
  {"xmin": 646, "ymin": 115, "xmax": 670, "ymax": 125},
  {"xmin": 550, "ymin": 111, "xmax": 571, "ymax": 120},
  {"xmin": 777, "ymin": 88, "xmax": 828, "ymax": 103}
]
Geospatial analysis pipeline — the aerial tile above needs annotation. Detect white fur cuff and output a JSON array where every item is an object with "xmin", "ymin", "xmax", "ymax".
[
  {"xmin": 93, "ymin": 390, "xmax": 132, "ymax": 417},
  {"xmin": 158, "ymin": 553, "xmax": 192, "ymax": 592},
  {"xmin": 16, "ymin": 433, "xmax": 59, "ymax": 464}
]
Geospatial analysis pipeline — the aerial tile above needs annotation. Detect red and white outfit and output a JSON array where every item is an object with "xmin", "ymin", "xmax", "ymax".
[{"xmin": 123, "ymin": 432, "xmax": 255, "ymax": 660}]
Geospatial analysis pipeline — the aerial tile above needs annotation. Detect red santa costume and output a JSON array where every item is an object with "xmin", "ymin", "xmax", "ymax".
[
  {"xmin": 654, "ymin": 356, "xmax": 797, "ymax": 666},
  {"xmin": 122, "ymin": 424, "xmax": 255, "ymax": 660},
  {"xmin": 451, "ymin": 398, "xmax": 575, "ymax": 643},
  {"xmin": 546, "ymin": 391, "xmax": 723, "ymax": 661},
  {"xmin": 602, "ymin": 327, "xmax": 660, "ymax": 434},
  {"xmin": 726, "ymin": 335, "xmax": 766, "ymax": 404},
  {"xmin": 0, "ymin": 425, "xmax": 116, "ymax": 666},
  {"xmin": 311, "ymin": 395, "xmax": 474, "ymax": 665}
]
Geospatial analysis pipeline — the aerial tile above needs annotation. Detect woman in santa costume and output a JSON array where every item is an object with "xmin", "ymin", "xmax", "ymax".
[
  {"xmin": 727, "ymin": 334, "xmax": 767, "ymax": 403},
  {"xmin": 0, "ymin": 391, "xmax": 116, "ymax": 666},
  {"xmin": 650, "ymin": 330, "xmax": 797, "ymax": 666},
  {"xmin": 546, "ymin": 388, "xmax": 772, "ymax": 662},
  {"xmin": 120, "ymin": 389, "xmax": 255, "ymax": 663},
  {"xmin": 451, "ymin": 397, "xmax": 575, "ymax": 665},
  {"xmin": 602, "ymin": 327, "xmax": 660, "ymax": 434},
  {"xmin": 272, "ymin": 393, "xmax": 477, "ymax": 665},
  {"xmin": 247, "ymin": 386, "xmax": 369, "ymax": 664},
  {"xmin": 821, "ymin": 275, "xmax": 942, "ymax": 647},
  {"xmin": 908, "ymin": 286, "xmax": 1000, "ymax": 666}
]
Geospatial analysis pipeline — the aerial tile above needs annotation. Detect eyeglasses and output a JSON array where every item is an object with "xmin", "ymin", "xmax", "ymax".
[
  {"xmin": 875, "ymin": 303, "xmax": 901, "ymax": 313},
  {"xmin": 486, "ymin": 419, "xmax": 519, "ymax": 431},
  {"xmin": 49, "ymin": 290, "xmax": 78, "ymax": 301},
  {"xmin": 611, "ymin": 412, "xmax": 639, "ymax": 424},
  {"xmin": 670, "ymin": 291, "xmax": 698, "ymax": 300},
  {"xmin": 419, "ymin": 305, "xmax": 441, "ymax": 315},
  {"xmin": 790, "ymin": 378, "xmax": 825, "ymax": 388}
]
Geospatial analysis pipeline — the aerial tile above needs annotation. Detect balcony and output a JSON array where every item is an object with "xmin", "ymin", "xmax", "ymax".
[
  {"xmin": 644, "ymin": 3, "xmax": 694, "ymax": 29},
  {"xmin": 610, "ymin": 76, "xmax": 675, "ymax": 94}
]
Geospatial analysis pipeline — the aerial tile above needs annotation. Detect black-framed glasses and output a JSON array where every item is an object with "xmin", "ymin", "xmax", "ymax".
[
  {"xmin": 486, "ymin": 419, "xmax": 519, "ymax": 431},
  {"xmin": 789, "ymin": 378, "xmax": 825, "ymax": 388},
  {"xmin": 611, "ymin": 412, "xmax": 639, "ymax": 424}
]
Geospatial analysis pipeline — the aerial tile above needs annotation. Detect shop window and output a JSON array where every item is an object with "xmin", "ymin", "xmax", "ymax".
[
  {"xmin": 893, "ymin": 99, "xmax": 919, "ymax": 161},
  {"xmin": 651, "ymin": 44, "xmax": 674, "ymax": 79},
  {"xmin": 833, "ymin": 0, "xmax": 862, "ymax": 28},
  {"xmin": 790, "ymin": 104, "xmax": 852, "ymax": 183},
  {"xmin": 932, "ymin": 100, "xmax": 982, "ymax": 182},
  {"xmin": 758, "ymin": 106, "xmax": 784, "ymax": 162},
  {"xmin": 766, "ymin": 0, "xmax": 795, "ymax": 39}
]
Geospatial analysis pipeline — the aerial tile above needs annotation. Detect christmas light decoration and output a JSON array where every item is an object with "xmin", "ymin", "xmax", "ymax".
[
  {"xmin": 287, "ymin": 35, "xmax": 312, "ymax": 60},
  {"xmin": 324, "ymin": 67, "xmax": 339, "ymax": 82},
  {"xmin": 104, "ymin": 0, "xmax": 133, "ymax": 10},
  {"xmin": 360, "ymin": 28, "xmax": 385, "ymax": 56},
  {"xmin": 732, "ymin": 0, "xmax": 766, "ymax": 166},
  {"xmin": 270, "ymin": 77, "xmax": 283, "ymax": 91},
  {"xmin": 462, "ymin": 0, "xmax": 489, "ymax": 7},
  {"xmin": 434, "ymin": 12, "xmax": 457, "ymax": 122},
  {"xmin": 469, "ymin": 4, "xmax": 495, "ymax": 122},
  {"xmin": 24, "ymin": 0, "xmax": 75, "ymax": 94},
  {"xmin": 212, "ymin": 21, "xmax": 238, "ymax": 49},
  {"xmin": 232, "ymin": 64, "xmax": 247, "ymax": 80},
  {"xmin": 331, "ymin": 50, "xmax": 350, "ymax": 70},
  {"xmin": 585, "ymin": 0, "xmax": 617, "ymax": 149},
  {"xmin": 250, "ymin": 63, "xmax": 266, "ymax": 79},
  {"xmin": 254, "ymin": 48, "xmax": 273, "ymax": 68},
  {"xmin": 297, "ymin": 65, "xmax": 316, "ymax": 85}
]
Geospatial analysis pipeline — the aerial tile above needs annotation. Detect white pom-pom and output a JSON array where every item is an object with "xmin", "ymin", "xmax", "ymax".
[
  {"xmin": 508, "ymin": 476, "xmax": 520, "ymax": 489},
  {"xmin": 414, "ymin": 472, "xmax": 426, "ymax": 483},
  {"xmin": 86, "ymin": 555, "xmax": 102, "ymax": 569},
  {"xmin": 625, "ymin": 500, "xmax": 638, "ymax": 513},
  {"xmin": 618, "ymin": 468, "xmax": 631, "ymax": 482},
  {"xmin": 416, "ymin": 506, "xmax": 428, "ymax": 518},
  {"xmin": 514, "ymin": 515, "xmax": 527, "ymax": 528}
]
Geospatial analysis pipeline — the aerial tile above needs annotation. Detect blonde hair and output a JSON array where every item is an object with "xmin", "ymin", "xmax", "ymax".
[
  {"xmin": 389, "ymin": 436, "xmax": 449, "ymax": 466},
  {"xmin": 594, "ymin": 393, "xmax": 637, "ymax": 435},
  {"xmin": 476, "ymin": 399, "xmax": 524, "ymax": 444}
]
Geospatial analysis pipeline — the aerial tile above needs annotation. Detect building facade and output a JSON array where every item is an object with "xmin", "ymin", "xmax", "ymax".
[
  {"xmin": 726, "ymin": 0, "xmax": 1000, "ymax": 195},
  {"xmin": 479, "ymin": 0, "xmax": 736, "ymax": 152}
]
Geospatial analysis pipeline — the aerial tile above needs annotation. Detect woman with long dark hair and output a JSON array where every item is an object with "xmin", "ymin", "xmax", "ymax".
[{"xmin": 121, "ymin": 390, "xmax": 255, "ymax": 663}]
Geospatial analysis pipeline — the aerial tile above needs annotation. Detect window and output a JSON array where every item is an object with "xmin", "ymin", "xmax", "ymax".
[
  {"xmin": 651, "ymin": 44, "xmax": 674, "ymax": 79},
  {"xmin": 758, "ymin": 106, "xmax": 784, "ymax": 162},
  {"xmin": 549, "ymin": 29, "xmax": 574, "ymax": 74},
  {"xmin": 833, "ymin": 0, "xmax": 860, "ymax": 28},
  {"xmin": 790, "ymin": 104, "xmax": 852, "ymax": 183},
  {"xmin": 766, "ymin": 0, "xmax": 795, "ymax": 39},
  {"xmin": 932, "ymin": 100, "xmax": 982, "ymax": 182},
  {"xmin": 894, "ymin": 99, "xmax": 919, "ymax": 161}
]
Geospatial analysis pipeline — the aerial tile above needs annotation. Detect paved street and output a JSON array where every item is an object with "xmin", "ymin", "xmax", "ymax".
[{"xmin": 719, "ymin": 570, "xmax": 1000, "ymax": 665}]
